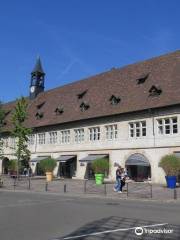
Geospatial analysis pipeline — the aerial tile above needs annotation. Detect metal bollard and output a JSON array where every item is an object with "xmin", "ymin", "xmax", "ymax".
[
  {"xmin": 174, "ymin": 189, "xmax": 177, "ymax": 200},
  {"xmin": 64, "ymin": 184, "xmax": 66, "ymax": 193},
  {"xmin": 104, "ymin": 183, "xmax": 107, "ymax": 195},
  {"xmin": 13, "ymin": 178, "xmax": 16, "ymax": 191},
  {"xmin": 45, "ymin": 182, "xmax": 48, "ymax": 191},
  {"xmin": 127, "ymin": 182, "xmax": 128, "ymax": 197},
  {"xmin": 84, "ymin": 180, "xmax": 87, "ymax": 193},
  {"xmin": 28, "ymin": 177, "xmax": 31, "ymax": 190},
  {"xmin": 150, "ymin": 184, "xmax": 153, "ymax": 198}
]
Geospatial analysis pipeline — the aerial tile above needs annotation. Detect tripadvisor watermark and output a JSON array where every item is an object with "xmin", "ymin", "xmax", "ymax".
[{"xmin": 135, "ymin": 226, "xmax": 173, "ymax": 236}]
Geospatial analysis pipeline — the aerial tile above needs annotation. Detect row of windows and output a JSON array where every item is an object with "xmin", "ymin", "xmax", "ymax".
[{"xmin": 3, "ymin": 117, "xmax": 179, "ymax": 147}]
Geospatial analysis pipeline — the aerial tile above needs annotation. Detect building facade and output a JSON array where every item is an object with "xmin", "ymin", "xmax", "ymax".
[{"xmin": 1, "ymin": 51, "xmax": 180, "ymax": 184}]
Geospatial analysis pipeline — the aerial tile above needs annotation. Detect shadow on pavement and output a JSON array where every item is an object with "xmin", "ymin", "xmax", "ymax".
[{"xmin": 53, "ymin": 216, "xmax": 180, "ymax": 240}]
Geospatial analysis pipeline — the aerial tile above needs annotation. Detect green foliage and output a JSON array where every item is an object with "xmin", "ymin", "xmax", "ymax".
[
  {"xmin": 39, "ymin": 157, "xmax": 57, "ymax": 172},
  {"xmin": 8, "ymin": 160, "xmax": 18, "ymax": 171},
  {"xmin": 159, "ymin": 154, "xmax": 180, "ymax": 176},
  {"xmin": 92, "ymin": 158, "xmax": 109, "ymax": 174},
  {"xmin": 11, "ymin": 97, "xmax": 32, "ymax": 174}
]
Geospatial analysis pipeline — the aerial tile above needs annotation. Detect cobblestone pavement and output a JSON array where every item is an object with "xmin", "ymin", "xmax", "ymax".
[{"xmin": 0, "ymin": 175, "xmax": 180, "ymax": 201}]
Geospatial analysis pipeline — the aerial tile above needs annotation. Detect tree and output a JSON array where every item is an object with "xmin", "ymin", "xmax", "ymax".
[
  {"xmin": 11, "ymin": 97, "xmax": 32, "ymax": 177},
  {"xmin": 0, "ymin": 101, "xmax": 5, "ymax": 159}
]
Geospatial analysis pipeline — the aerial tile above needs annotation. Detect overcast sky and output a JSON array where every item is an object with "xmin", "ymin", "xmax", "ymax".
[{"xmin": 0, "ymin": 0, "xmax": 179, "ymax": 102}]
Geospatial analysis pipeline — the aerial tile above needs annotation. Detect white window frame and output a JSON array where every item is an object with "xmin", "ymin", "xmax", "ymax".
[
  {"xmin": 60, "ymin": 130, "xmax": 70, "ymax": 144},
  {"xmin": 89, "ymin": 127, "xmax": 100, "ymax": 141},
  {"xmin": 38, "ymin": 133, "xmax": 46, "ymax": 145},
  {"xmin": 28, "ymin": 134, "xmax": 35, "ymax": 145},
  {"xmin": 157, "ymin": 117, "xmax": 178, "ymax": 135},
  {"xmin": 74, "ymin": 128, "xmax": 84, "ymax": 143},
  {"xmin": 48, "ymin": 131, "xmax": 58, "ymax": 144},
  {"xmin": 105, "ymin": 124, "xmax": 118, "ymax": 141},
  {"xmin": 129, "ymin": 121, "xmax": 146, "ymax": 138}
]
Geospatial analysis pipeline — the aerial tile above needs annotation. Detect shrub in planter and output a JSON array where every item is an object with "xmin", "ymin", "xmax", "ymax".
[
  {"xmin": 92, "ymin": 158, "xmax": 109, "ymax": 185},
  {"xmin": 39, "ymin": 157, "xmax": 57, "ymax": 181},
  {"xmin": 159, "ymin": 154, "xmax": 180, "ymax": 188},
  {"xmin": 8, "ymin": 160, "xmax": 18, "ymax": 176}
]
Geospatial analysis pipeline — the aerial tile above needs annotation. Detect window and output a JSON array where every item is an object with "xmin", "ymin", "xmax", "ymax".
[
  {"xmin": 80, "ymin": 102, "xmax": 89, "ymax": 112},
  {"xmin": 129, "ymin": 121, "xmax": 146, "ymax": 138},
  {"xmin": 36, "ymin": 112, "xmax": 44, "ymax": 119},
  {"xmin": 28, "ymin": 134, "xmax": 35, "ymax": 145},
  {"xmin": 157, "ymin": 117, "xmax": 178, "ymax": 135},
  {"xmin": 89, "ymin": 127, "xmax": 100, "ymax": 141},
  {"xmin": 60, "ymin": 130, "xmax": 70, "ymax": 144},
  {"xmin": 105, "ymin": 124, "xmax": 118, "ymax": 140},
  {"xmin": 38, "ymin": 133, "xmax": 46, "ymax": 145},
  {"xmin": 49, "ymin": 131, "xmax": 57, "ymax": 144},
  {"xmin": 55, "ymin": 106, "xmax": 64, "ymax": 115},
  {"xmin": 3, "ymin": 137, "xmax": 9, "ymax": 148},
  {"xmin": 136, "ymin": 73, "xmax": 149, "ymax": 85},
  {"xmin": 149, "ymin": 85, "xmax": 162, "ymax": 96},
  {"xmin": 74, "ymin": 129, "xmax": 84, "ymax": 143},
  {"xmin": 36, "ymin": 102, "xmax": 45, "ymax": 109},
  {"xmin": 109, "ymin": 95, "xmax": 121, "ymax": 105},
  {"xmin": 77, "ymin": 90, "xmax": 88, "ymax": 99}
]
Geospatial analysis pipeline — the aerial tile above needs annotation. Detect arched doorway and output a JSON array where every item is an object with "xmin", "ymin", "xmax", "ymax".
[
  {"xmin": 125, "ymin": 153, "xmax": 151, "ymax": 181},
  {"xmin": 2, "ymin": 157, "xmax": 10, "ymax": 174}
]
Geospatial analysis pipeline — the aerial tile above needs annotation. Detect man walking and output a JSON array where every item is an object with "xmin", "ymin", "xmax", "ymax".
[{"xmin": 114, "ymin": 165, "xmax": 122, "ymax": 193}]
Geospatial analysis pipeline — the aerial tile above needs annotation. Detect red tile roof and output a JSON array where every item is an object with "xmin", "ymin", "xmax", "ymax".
[{"xmin": 2, "ymin": 50, "xmax": 180, "ymax": 130}]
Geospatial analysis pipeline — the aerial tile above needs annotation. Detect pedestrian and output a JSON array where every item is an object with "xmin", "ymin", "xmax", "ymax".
[
  {"xmin": 120, "ymin": 168, "xmax": 127, "ymax": 192},
  {"xmin": 113, "ymin": 165, "xmax": 122, "ymax": 193}
]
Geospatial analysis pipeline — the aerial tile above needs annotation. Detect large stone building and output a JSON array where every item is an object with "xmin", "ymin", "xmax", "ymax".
[{"xmin": 1, "ymin": 50, "xmax": 180, "ymax": 183}]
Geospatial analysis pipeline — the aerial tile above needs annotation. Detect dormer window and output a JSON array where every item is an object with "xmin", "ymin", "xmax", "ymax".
[
  {"xmin": 80, "ymin": 102, "xmax": 89, "ymax": 112},
  {"xmin": 36, "ymin": 102, "xmax": 45, "ymax": 109},
  {"xmin": 136, "ymin": 73, "xmax": 149, "ymax": 85},
  {"xmin": 55, "ymin": 107, "xmax": 64, "ymax": 115},
  {"xmin": 109, "ymin": 95, "xmax": 121, "ymax": 105},
  {"xmin": 149, "ymin": 85, "xmax": 162, "ymax": 96},
  {"xmin": 5, "ymin": 110, "xmax": 11, "ymax": 116},
  {"xmin": 77, "ymin": 90, "xmax": 88, "ymax": 99},
  {"xmin": 35, "ymin": 112, "xmax": 44, "ymax": 119}
]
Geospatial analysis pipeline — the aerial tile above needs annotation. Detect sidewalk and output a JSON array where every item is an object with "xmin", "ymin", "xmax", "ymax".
[{"xmin": 1, "ymin": 175, "xmax": 180, "ymax": 201}]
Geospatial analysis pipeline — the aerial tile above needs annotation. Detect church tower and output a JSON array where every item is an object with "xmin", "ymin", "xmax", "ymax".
[{"xmin": 29, "ymin": 57, "xmax": 45, "ymax": 99}]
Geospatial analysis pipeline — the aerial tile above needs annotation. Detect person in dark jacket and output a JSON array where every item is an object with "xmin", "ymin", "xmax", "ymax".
[{"xmin": 113, "ymin": 165, "xmax": 122, "ymax": 193}]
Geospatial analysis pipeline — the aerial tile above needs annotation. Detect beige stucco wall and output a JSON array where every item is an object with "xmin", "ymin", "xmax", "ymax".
[{"xmin": 1, "ymin": 109, "xmax": 180, "ymax": 183}]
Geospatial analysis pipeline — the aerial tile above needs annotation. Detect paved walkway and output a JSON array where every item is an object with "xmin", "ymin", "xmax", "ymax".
[{"xmin": 1, "ymin": 175, "xmax": 180, "ymax": 201}]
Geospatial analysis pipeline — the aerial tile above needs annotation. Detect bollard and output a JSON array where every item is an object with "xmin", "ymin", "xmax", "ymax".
[
  {"xmin": 13, "ymin": 178, "xmax": 16, "ymax": 191},
  {"xmin": 28, "ymin": 177, "xmax": 31, "ymax": 190},
  {"xmin": 45, "ymin": 182, "xmax": 48, "ymax": 191},
  {"xmin": 127, "ymin": 182, "xmax": 128, "ymax": 197},
  {"xmin": 104, "ymin": 183, "xmax": 107, "ymax": 196},
  {"xmin": 174, "ymin": 189, "xmax": 177, "ymax": 200},
  {"xmin": 84, "ymin": 180, "xmax": 87, "ymax": 193},
  {"xmin": 150, "ymin": 184, "xmax": 153, "ymax": 199},
  {"xmin": 64, "ymin": 184, "xmax": 66, "ymax": 193}
]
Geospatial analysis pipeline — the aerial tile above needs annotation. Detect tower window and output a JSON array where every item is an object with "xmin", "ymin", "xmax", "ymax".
[
  {"xmin": 149, "ymin": 85, "xmax": 162, "ymax": 96},
  {"xmin": 77, "ymin": 90, "xmax": 88, "ymax": 99},
  {"xmin": 136, "ymin": 73, "xmax": 149, "ymax": 84},
  {"xmin": 109, "ymin": 95, "xmax": 121, "ymax": 105},
  {"xmin": 35, "ymin": 112, "xmax": 44, "ymax": 119},
  {"xmin": 36, "ymin": 102, "xmax": 45, "ymax": 109},
  {"xmin": 55, "ymin": 106, "xmax": 64, "ymax": 115},
  {"xmin": 80, "ymin": 102, "xmax": 90, "ymax": 112}
]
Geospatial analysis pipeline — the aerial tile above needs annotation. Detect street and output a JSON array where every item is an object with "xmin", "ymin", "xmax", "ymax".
[{"xmin": 0, "ymin": 191, "xmax": 179, "ymax": 239}]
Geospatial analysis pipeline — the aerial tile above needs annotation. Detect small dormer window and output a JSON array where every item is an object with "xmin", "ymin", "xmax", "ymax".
[
  {"xmin": 77, "ymin": 90, "xmax": 88, "ymax": 99},
  {"xmin": 55, "ymin": 107, "xmax": 64, "ymax": 115},
  {"xmin": 109, "ymin": 95, "xmax": 121, "ymax": 105},
  {"xmin": 80, "ymin": 102, "xmax": 89, "ymax": 112},
  {"xmin": 5, "ymin": 110, "xmax": 11, "ymax": 116},
  {"xmin": 136, "ymin": 73, "xmax": 149, "ymax": 85},
  {"xmin": 149, "ymin": 85, "xmax": 162, "ymax": 97},
  {"xmin": 36, "ymin": 102, "xmax": 45, "ymax": 109},
  {"xmin": 35, "ymin": 112, "xmax": 44, "ymax": 119}
]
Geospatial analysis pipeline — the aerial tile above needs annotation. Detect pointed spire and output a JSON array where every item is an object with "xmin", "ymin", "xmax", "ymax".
[{"xmin": 31, "ymin": 56, "xmax": 45, "ymax": 74}]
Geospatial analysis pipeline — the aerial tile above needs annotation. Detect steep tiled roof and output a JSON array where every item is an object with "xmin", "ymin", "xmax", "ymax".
[{"xmin": 2, "ymin": 50, "xmax": 180, "ymax": 130}]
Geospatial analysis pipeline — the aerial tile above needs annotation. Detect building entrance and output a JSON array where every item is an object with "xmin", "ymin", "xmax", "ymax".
[
  {"xmin": 125, "ymin": 154, "xmax": 151, "ymax": 181},
  {"xmin": 58, "ymin": 156, "xmax": 77, "ymax": 178}
]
